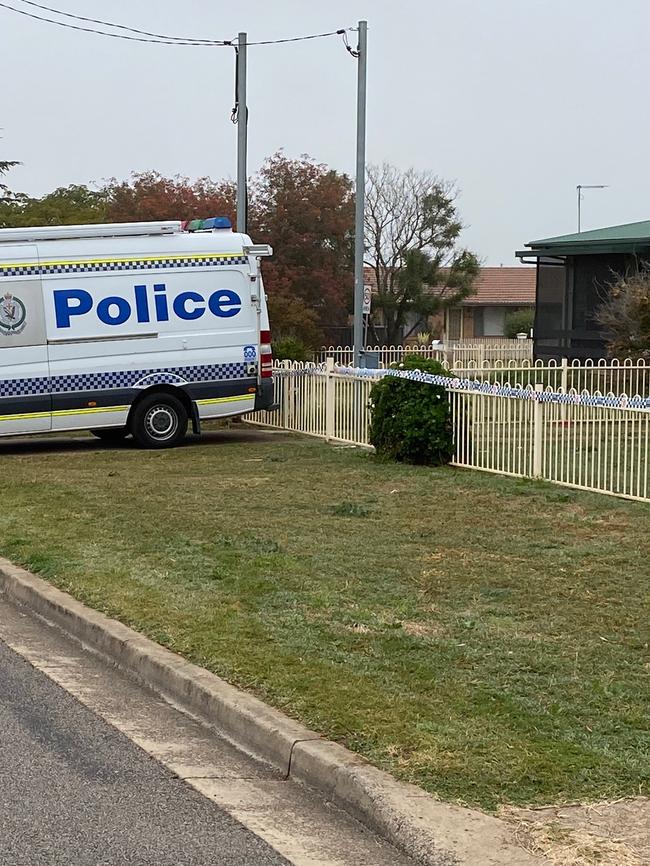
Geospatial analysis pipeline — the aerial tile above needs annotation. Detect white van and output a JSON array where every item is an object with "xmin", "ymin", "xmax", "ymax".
[{"xmin": 0, "ymin": 218, "xmax": 275, "ymax": 447}]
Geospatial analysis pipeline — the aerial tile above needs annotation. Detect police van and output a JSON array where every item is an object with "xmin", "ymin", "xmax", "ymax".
[{"xmin": 0, "ymin": 217, "xmax": 275, "ymax": 447}]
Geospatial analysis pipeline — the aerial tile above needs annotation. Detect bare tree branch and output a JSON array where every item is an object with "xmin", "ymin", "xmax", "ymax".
[{"xmin": 364, "ymin": 163, "xmax": 479, "ymax": 344}]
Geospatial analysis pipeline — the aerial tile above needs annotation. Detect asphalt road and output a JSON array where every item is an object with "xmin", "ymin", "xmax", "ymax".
[{"xmin": 0, "ymin": 638, "xmax": 289, "ymax": 866}]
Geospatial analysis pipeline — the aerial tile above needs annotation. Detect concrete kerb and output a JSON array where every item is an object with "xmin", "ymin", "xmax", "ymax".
[{"xmin": 0, "ymin": 558, "xmax": 548, "ymax": 866}]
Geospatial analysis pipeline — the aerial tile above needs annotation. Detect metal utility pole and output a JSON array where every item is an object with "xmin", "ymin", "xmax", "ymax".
[
  {"xmin": 236, "ymin": 32, "xmax": 248, "ymax": 233},
  {"xmin": 353, "ymin": 21, "xmax": 367, "ymax": 367},
  {"xmin": 576, "ymin": 184, "xmax": 608, "ymax": 233}
]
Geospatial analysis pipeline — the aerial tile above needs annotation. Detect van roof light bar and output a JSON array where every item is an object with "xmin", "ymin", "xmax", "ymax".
[
  {"xmin": 0, "ymin": 221, "xmax": 182, "ymax": 244},
  {"xmin": 182, "ymin": 217, "xmax": 232, "ymax": 232}
]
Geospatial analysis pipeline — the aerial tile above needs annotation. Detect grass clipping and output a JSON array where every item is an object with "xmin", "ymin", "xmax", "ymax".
[{"xmin": 501, "ymin": 803, "xmax": 646, "ymax": 866}]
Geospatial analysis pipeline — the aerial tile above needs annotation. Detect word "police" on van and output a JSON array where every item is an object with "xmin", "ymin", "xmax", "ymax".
[{"xmin": 53, "ymin": 284, "xmax": 242, "ymax": 328}]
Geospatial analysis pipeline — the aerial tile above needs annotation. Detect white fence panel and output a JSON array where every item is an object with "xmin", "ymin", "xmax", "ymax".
[
  {"xmin": 541, "ymin": 395, "xmax": 650, "ymax": 500},
  {"xmin": 247, "ymin": 366, "xmax": 650, "ymax": 503},
  {"xmin": 450, "ymin": 388, "xmax": 537, "ymax": 478},
  {"xmin": 332, "ymin": 373, "xmax": 374, "ymax": 445}
]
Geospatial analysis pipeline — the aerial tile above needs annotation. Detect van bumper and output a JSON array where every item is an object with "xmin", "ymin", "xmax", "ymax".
[{"xmin": 254, "ymin": 379, "xmax": 277, "ymax": 411}]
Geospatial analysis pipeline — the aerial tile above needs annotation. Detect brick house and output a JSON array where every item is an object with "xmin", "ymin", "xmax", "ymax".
[
  {"xmin": 364, "ymin": 266, "xmax": 536, "ymax": 343},
  {"xmin": 444, "ymin": 267, "xmax": 536, "ymax": 340}
]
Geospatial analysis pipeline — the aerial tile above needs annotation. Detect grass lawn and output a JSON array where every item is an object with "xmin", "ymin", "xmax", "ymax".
[{"xmin": 0, "ymin": 426, "xmax": 648, "ymax": 811}]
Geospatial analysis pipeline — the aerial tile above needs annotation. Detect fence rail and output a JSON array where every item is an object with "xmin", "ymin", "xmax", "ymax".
[
  {"xmin": 249, "ymin": 363, "xmax": 650, "ymax": 503},
  {"xmin": 307, "ymin": 352, "xmax": 650, "ymax": 398},
  {"xmin": 447, "ymin": 357, "xmax": 650, "ymax": 397},
  {"xmin": 316, "ymin": 340, "xmax": 533, "ymax": 367}
]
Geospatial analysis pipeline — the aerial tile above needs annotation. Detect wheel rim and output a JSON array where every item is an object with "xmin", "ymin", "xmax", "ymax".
[{"xmin": 144, "ymin": 404, "xmax": 179, "ymax": 441}]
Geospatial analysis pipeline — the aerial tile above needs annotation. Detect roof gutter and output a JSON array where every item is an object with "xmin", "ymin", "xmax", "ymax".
[{"xmin": 517, "ymin": 240, "xmax": 650, "ymax": 258}]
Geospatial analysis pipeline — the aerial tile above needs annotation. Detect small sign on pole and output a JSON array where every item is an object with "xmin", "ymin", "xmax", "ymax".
[{"xmin": 362, "ymin": 284, "xmax": 372, "ymax": 315}]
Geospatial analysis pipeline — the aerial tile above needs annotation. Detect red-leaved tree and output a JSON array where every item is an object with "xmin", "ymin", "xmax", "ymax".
[
  {"xmin": 248, "ymin": 153, "xmax": 354, "ymax": 347},
  {"xmin": 104, "ymin": 171, "xmax": 236, "ymax": 225}
]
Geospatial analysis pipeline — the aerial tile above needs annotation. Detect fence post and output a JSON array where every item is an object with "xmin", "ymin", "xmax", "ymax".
[
  {"xmin": 533, "ymin": 383, "xmax": 543, "ymax": 478},
  {"xmin": 558, "ymin": 357, "xmax": 569, "ymax": 423},
  {"xmin": 560, "ymin": 357, "xmax": 568, "ymax": 393},
  {"xmin": 325, "ymin": 356, "xmax": 335, "ymax": 441}
]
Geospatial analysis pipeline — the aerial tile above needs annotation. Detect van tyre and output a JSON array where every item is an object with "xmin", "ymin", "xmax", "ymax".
[
  {"xmin": 131, "ymin": 393, "xmax": 188, "ymax": 449},
  {"xmin": 90, "ymin": 427, "xmax": 128, "ymax": 442}
]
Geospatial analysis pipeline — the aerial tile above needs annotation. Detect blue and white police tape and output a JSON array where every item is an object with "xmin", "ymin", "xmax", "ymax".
[{"xmin": 331, "ymin": 365, "xmax": 650, "ymax": 410}]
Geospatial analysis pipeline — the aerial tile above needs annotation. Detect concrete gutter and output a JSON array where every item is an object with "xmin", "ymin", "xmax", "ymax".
[{"xmin": 0, "ymin": 558, "xmax": 547, "ymax": 866}]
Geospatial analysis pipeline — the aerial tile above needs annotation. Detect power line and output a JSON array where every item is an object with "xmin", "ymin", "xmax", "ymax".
[
  {"xmin": 247, "ymin": 29, "xmax": 348, "ymax": 46},
  {"xmin": 0, "ymin": 2, "xmax": 231, "ymax": 44},
  {"xmin": 13, "ymin": 0, "xmax": 227, "ymax": 44},
  {"xmin": 1, "ymin": 1, "xmax": 353, "ymax": 48}
]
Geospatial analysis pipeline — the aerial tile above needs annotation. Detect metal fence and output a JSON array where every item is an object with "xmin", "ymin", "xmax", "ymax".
[
  {"xmin": 448, "ymin": 358, "xmax": 650, "ymax": 397},
  {"xmin": 253, "ymin": 360, "xmax": 374, "ymax": 445},
  {"xmin": 307, "ymin": 355, "xmax": 650, "ymax": 398},
  {"xmin": 248, "ymin": 362, "xmax": 650, "ymax": 503},
  {"xmin": 316, "ymin": 339, "xmax": 533, "ymax": 367}
]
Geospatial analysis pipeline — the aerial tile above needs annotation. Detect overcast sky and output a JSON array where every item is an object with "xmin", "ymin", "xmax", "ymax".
[{"xmin": 1, "ymin": 0, "xmax": 648, "ymax": 263}]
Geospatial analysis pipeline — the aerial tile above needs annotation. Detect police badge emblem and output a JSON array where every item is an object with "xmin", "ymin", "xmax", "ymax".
[{"xmin": 0, "ymin": 291, "xmax": 27, "ymax": 336}]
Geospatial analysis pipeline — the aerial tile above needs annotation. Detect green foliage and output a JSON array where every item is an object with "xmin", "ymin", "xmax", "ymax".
[
  {"xmin": 504, "ymin": 308, "xmax": 534, "ymax": 339},
  {"xmin": 0, "ymin": 184, "xmax": 108, "ymax": 227},
  {"xmin": 369, "ymin": 354, "xmax": 453, "ymax": 465},
  {"xmin": 596, "ymin": 270, "xmax": 650, "ymax": 359},
  {"xmin": 272, "ymin": 336, "xmax": 312, "ymax": 362},
  {"xmin": 0, "ymin": 153, "xmax": 20, "ymax": 197}
]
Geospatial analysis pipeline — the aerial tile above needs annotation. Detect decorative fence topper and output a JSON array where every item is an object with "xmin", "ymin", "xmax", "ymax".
[{"xmin": 335, "ymin": 364, "xmax": 650, "ymax": 410}]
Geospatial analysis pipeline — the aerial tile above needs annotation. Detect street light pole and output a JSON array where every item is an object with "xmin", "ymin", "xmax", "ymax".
[
  {"xmin": 236, "ymin": 32, "xmax": 248, "ymax": 233},
  {"xmin": 353, "ymin": 21, "xmax": 367, "ymax": 368},
  {"xmin": 576, "ymin": 184, "xmax": 608, "ymax": 233}
]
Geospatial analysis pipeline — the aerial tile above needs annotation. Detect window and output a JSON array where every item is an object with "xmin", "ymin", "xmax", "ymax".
[
  {"xmin": 474, "ymin": 307, "xmax": 505, "ymax": 337},
  {"xmin": 447, "ymin": 308, "xmax": 462, "ymax": 340}
]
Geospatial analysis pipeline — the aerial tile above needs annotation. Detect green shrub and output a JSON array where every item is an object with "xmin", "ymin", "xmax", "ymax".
[
  {"xmin": 504, "ymin": 309, "xmax": 534, "ymax": 339},
  {"xmin": 272, "ymin": 336, "xmax": 312, "ymax": 362},
  {"xmin": 369, "ymin": 354, "xmax": 453, "ymax": 465}
]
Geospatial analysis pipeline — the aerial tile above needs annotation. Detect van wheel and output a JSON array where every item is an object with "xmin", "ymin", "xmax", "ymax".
[
  {"xmin": 131, "ymin": 393, "xmax": 188, "ymax": 449},
  {"xmin": 90, "ymin": 427, "xmax": 128, "ymax": 442}
]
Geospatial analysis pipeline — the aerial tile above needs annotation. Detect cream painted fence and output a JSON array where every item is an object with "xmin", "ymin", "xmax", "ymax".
[
  {"xmin": 253, "ymin": 360, "xmax": 374, "ymax": 445},
  {"xmin": 449, "ymin": 358, "xmax": 650, "ymax": 396},
  {"xmin": 312, "ymin": 351, "xmax": 650, "ymax": 396},
  {"xmin": 317, "ymin": 339, "xmax": 533, "ymax": 367},
  {"xmin": 248, "ymin": 362, "xmax": 650, "ymax": 503}
]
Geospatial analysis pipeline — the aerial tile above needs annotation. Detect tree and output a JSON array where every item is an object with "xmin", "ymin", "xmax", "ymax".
[
  {"xmin": 0, "ymin": 171, "xmax": 236, "ymax": 230},
  {"xmin": 504, "ymin": 309, "xmax": 534, "ymax": 339},
  {"xmin": 365, "ymin": 164, "xmax": 480, "ymax": 344},
  {"xmin": 0, "ymin": 150, "xmax": 19, "ymax": 198},
  {"xmin": 248, "ymin": 153, "xmax": 354, "ymax": 347},
  {"xmin": 595, "ymin": 270, "xmax": 650, "ymax": 359},
  {"xmin": 103, "ymin": 172, "xmax": 235, "ymax": 224},
  {"xmin": 0, "ymin": 184, "xmax": 107, "ymax": 227}
]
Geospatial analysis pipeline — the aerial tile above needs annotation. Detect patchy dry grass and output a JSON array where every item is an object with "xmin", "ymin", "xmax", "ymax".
[
  {"xmin": 0, "ymin": 427, "xmax": 649, "ymax": 810},
  {"xmin": 501, "ymin": 798, "xmax": 650, "ymax": 865}
]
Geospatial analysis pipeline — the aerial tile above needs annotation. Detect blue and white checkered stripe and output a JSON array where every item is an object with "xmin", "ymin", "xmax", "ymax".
[
  {"xmin": 335, "ymin": 366, "xmax": 650, "ymax": 410},
  {"xmin": 0, "ymin": 361, "xmax": 248, "ymax": 399},
  {"xmin": 0, "ymin": 255, "xmax": 248, "ymax": 279}
]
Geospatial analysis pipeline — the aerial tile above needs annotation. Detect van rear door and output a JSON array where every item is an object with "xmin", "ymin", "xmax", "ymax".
[{"xmin": 0, "ymin": 246, "xmax": 51, "ymax": 435}]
